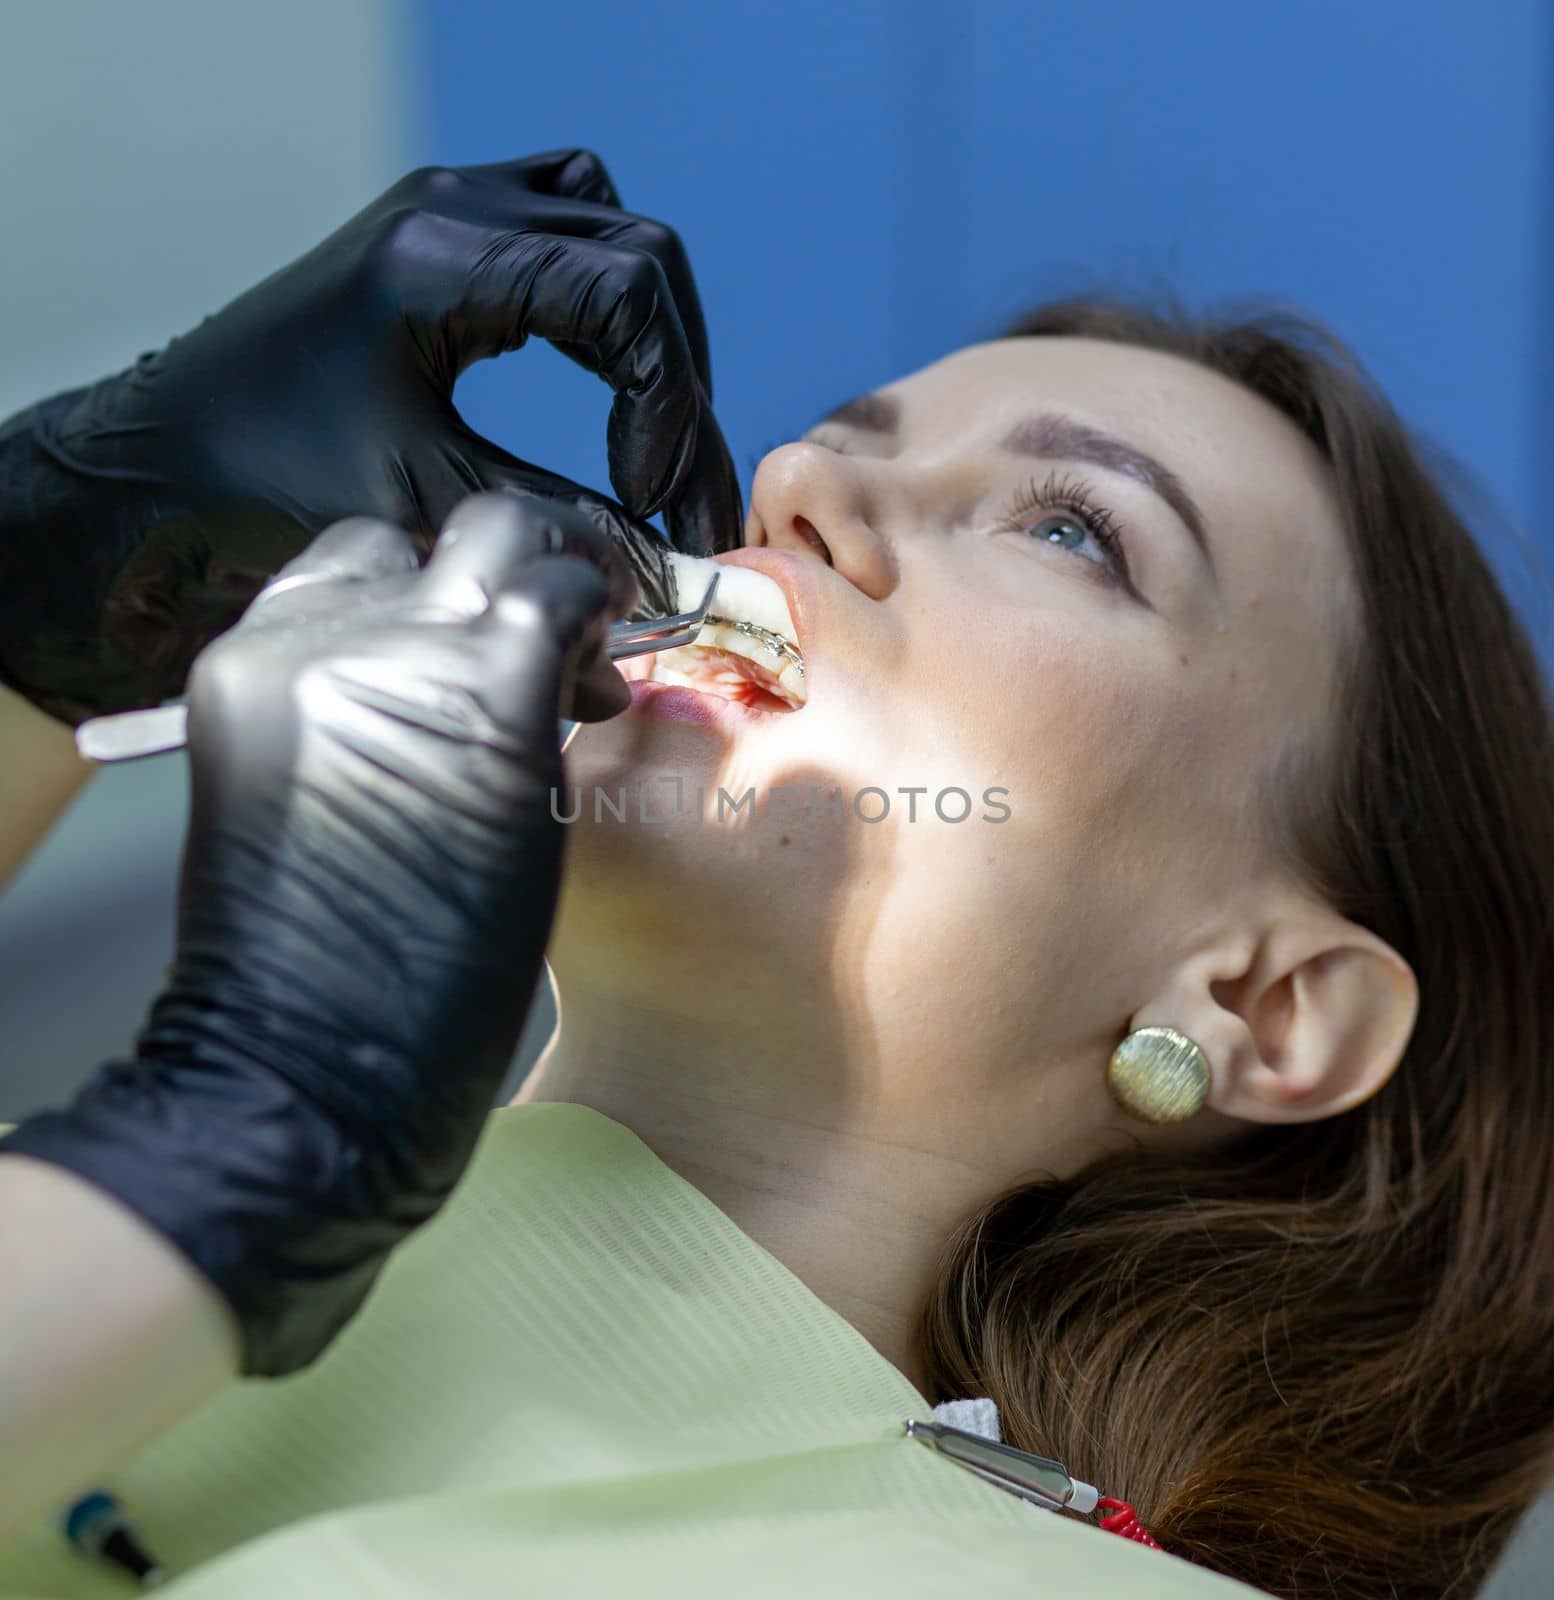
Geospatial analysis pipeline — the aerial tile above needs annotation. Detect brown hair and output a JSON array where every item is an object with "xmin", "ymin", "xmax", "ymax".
[{"xmin": 919, "ymin": 295, "xmax": 1554, "ymax": 1598}]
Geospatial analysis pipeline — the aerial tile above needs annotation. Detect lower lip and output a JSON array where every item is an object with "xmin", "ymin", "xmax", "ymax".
[{"xmin": 627, "ymin": 678, "xmax": 788, "ymax": 731}]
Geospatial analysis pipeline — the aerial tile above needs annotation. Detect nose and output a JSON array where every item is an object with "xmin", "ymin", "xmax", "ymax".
[{"xmin": 746, "ymin": 443, "xmax": 898, "ymax": 600}]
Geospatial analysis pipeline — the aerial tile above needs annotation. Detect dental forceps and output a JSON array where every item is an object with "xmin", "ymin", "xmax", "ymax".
[{"xmin": 73, "ymin": 571, "xmax": 721, "ymax": 765}]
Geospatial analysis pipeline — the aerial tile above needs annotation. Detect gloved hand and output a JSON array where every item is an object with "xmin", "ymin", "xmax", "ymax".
[
  {"xmin": 0, "ymin": 492, "xmax": 632, "ymax": 1376},
  {"xmin": 0, "ymin": 148, "xmax": 740, "ymax": 726}
]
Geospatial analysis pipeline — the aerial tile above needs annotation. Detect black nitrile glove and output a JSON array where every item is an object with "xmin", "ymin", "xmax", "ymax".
[
  {"xmin": 0, "ymin": 492, "xmax": 632, "ymax": 1375},
  {"xmin": 0, "ymin": 148, "xmax": 741, "ymax": 726}
]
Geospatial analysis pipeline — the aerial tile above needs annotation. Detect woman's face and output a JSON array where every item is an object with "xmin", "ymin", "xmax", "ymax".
[{"xmin": 550, "ymin": 336, "xmax": 1353, "ymax": 1159}]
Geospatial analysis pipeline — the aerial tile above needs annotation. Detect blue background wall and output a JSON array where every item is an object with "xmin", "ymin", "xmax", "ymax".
[{"xmin": 419, "ymin": 0, "xmax": 1553, "ymax": 592}]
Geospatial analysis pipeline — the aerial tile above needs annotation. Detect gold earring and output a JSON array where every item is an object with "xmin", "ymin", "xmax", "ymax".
[{"xmin": 1106, "ymin": 1025, "xmax": 1211, "ymax": 1125}]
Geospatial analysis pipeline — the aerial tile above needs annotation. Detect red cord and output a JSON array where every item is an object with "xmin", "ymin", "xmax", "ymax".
[{"xmin": 1097, "ymin": 1497, "xmax": 1162, "ymax": 1550}]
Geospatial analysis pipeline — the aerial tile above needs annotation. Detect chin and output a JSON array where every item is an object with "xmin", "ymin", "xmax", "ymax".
[
  {"xmin": 556, "ymin": 651, "xmax": 827, "ymax": 863},
  {"xmin": 554, "ymin": 709, "xmax": 767, "ymax": 930},
  {"xmin": 551, "ymin": 699, "xmax": 879, "ymax": 987}
]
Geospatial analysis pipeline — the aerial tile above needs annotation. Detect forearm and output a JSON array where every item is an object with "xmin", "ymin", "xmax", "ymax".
[
  {"xmin": 0, "ymin": 680, "xmax": 94, "ymax": 890},
  {"xmin": 0, "ymin": 1151, "xmax": 239, "ymax": 1542}
]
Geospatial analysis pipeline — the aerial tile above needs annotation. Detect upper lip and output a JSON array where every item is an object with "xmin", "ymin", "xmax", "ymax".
[{"xmin": 709, "ymin": 546, "xmax": 823, "ymax": 671}]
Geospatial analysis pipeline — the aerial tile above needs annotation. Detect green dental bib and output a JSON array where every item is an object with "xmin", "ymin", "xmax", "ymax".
[{"xmin": 0, "ymin": 1103, "xmax": 1262, "ymax": 1598}]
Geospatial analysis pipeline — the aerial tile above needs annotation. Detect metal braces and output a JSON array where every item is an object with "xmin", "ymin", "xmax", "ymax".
[{"xmin": 712, "ymin": 617, "xmax": 806, "ymax": 678}]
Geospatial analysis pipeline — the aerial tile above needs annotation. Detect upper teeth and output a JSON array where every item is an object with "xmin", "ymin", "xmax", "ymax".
[
  {"xmin": 654, "ymin": 615, "xmax": 808, "ymax": 706},
  {"xmin": 717, "ymin": 618, "xmax": 805, "ymax": 677},
  {"xmin": 652, "ymin": 555, "xmax": 808, "ymax": 706}
]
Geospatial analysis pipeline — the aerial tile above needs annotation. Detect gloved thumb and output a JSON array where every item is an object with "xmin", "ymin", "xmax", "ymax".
[{"xmin": 448, "ymin": 433, "xmax": 679, "ymax": 620}]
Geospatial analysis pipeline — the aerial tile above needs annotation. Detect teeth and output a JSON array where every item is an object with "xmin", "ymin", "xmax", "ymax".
[
  {"xmin": 645, "ymin": 556, "xmax": 809, "ymax": 709},
  {"xmin": 715, "ymin": 618, "xmax": 805, "ymax": 678},
  {"xmin": 777, "ymin": 662, "xmax": 806, "ymax": 703},
  {"xmin": 652, "ymin": 616, "xmax": 808, "ymax": 707}
]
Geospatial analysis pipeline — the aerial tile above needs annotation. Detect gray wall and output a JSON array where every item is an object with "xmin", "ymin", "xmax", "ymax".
[{"xmin": 0, "ymin": 0, "xmax": 424, "ymax": 1113}]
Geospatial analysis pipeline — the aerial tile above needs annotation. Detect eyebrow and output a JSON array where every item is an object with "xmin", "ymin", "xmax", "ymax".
[
  {"xmin": 817, "ymin": 392, "xmax": 901, "ymax": 433},
  {"xmin": 1000, "ymin": 413, "xmax": 1211, "ymax": 570},
  {"xmin": 814, "ymin": 392, "xmax": 1213, "ymax": 574}
]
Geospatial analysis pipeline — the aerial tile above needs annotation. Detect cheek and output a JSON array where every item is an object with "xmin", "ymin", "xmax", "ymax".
[
  {"xmin": 843, "ymin": 615, "xmax": 1224, "ymax": 1030},
  {"xmin": 885, "ymin": 605, "xmax": 1174, "ymax": 831}
]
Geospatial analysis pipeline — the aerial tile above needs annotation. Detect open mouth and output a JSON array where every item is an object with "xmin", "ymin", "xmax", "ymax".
[{"xmin": 626, "ymin": 616, "xmax": 807, "ymax": 713}]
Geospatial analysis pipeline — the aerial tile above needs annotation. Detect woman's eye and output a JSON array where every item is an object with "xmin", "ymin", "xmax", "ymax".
[
  {"xmin": 1025, "ymin": 513, "xmax": 1107, "ymax": 566},
  {"xmin": 991, "ymin": 472, "xmax": 1136, "ymax": 594}
]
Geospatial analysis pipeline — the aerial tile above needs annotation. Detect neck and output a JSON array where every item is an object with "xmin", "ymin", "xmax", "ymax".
[{"xmin": 515, "ymin": 972, "xmax": 1006, "ymax": 1395}]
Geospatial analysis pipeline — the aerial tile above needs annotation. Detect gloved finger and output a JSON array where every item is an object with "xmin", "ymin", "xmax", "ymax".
[
  {"xmin": 659, "ymin": 395, "xmax": 746, "ymax": 558},
  {"xmin": 421, "ymin": 492, "xmax": 637, "ymax": 621},
  {"xmin": 246, "ymin": 517, "xmax": 421, "ymax": 618},
  {"xmin": 464, "ymin": 402, "xmax": 741, "ymax": 570},
  {"xmin": 441, "ymin": 429, "xmax": 675, "ymax": 618},
  {"xmin": 483, "ymin": 202, "xmax": 713, "ymax": 399},
  {"xmin": 477, "ymin": 147, "xmax": 624, "ymax": 209},
  {"xmin": 568, "ymin": 647, "xmax": 633, "ymax": 723},
  {"xmin": 391, "ymin": 433, "xmax": 647, "ymax": 615},
  {"xmin": 429, "ymin": 153, "xmax": 714, "ymax": 399},
  {"xmin": 507, "ymin": 561, "xmax": 632, "ymax": 724},
  {"xmin": 475, "ymin": 555, "xmax": 620, "ymax": 728},
  {"xmin": 438, "ymin": 224, "xmax": 700, "ymax": 519}
]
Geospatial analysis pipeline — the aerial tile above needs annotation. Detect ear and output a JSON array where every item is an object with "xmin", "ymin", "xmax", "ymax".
[{"xmin": 1133, "ymin": 897, "xmax": 1419, "ymax": 1126}]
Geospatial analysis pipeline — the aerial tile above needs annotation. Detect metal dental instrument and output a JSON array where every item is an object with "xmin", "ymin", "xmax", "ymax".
[
  {"xmin": 600, "ymin": 569, "xmax": 720, "ymax": 660},
  {"xmin": 905, "ymin": 1417, "xmax": 1162, "ymax": 1547},
  {"xmin": 74, "ymin": 571, "xmax": 721, "ymax": 765},
  {"xmin": 903, "ymin": 1418, "xmax": 1100, "ymax": 1515}
]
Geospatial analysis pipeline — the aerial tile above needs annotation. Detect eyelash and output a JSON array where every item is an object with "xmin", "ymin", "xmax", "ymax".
[
  {"xmin": 993, "ymin": 470, "xmax": 1133, "ymax": 587},
  {"xmin": 776, "ymin": 439, "xmax": 1136, "ymax": 595}
]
